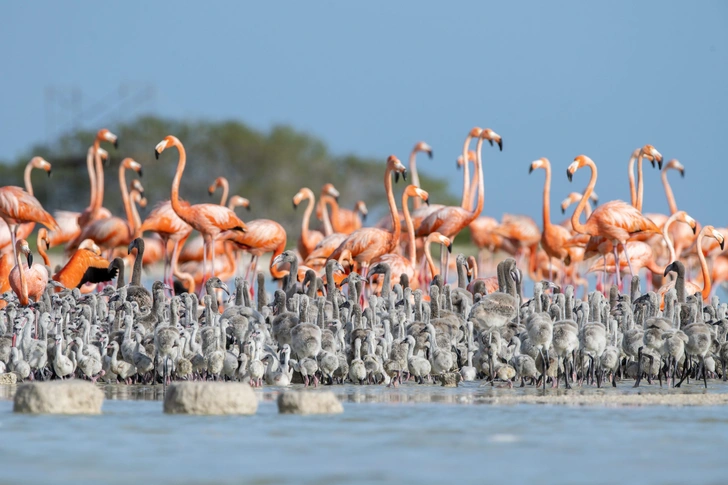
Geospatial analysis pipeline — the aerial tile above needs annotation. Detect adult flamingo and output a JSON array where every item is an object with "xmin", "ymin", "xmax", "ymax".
[
  {"xmin": 659, "ymin": 225, "xmax": 725, "ymax": 304},
  {"xmin": 408, "ymin": 141, "xmax": 433, "ymax": 210},
  {"xmin": 67, "ymin": 158, "xmax": 143, "ymax": 255},
  {"xmin": 628, "ymin": 144, "xmax": 663, "ymax": 212},
  {"xmin": 327, "ymin": 155, "xmax": 407, "ymax": 274},
  {"xmin": 53, "ymin": 240, "xmax": 119, "ymax": 290},
  {"xmin": 293, "ymin": 187, "xmax": 326, "ymax": 260},
  {"xmin": 208, "ymin": 176, "xmax": 230, "ymax": 206},
  {"xmin": 567, "ymin": 154, "xmax": 661, "ymax": 287},
  {"xmin": 317, "ymin": 183, "xmax": 340, "ymax": 237},
  {"xmin": 0, "ymin": 186, "xmax": 58, "ymax": 261},
  {"xmin": 417, "ymin": 128, "xmax": 502, "ymax": 280},
  {"xmin": 9, "ymin": 239, "xmax": 49, "ymax": 306},
  {"xmin": 78, "ymin": 129, "xmax": 119, "ymax": 228},
  {"xmin": 529, "ymin": 157, "xmax": 573, "ymax": 280},
  {"xmin": 154, "ymin": 135, "xmax": 247, "ymax": 283},
  {"xmin": 368, "ymin": 185, "xmax": 429, "ymax": 288},
  {"xmin": 319, "ymin": 197, "xmax": 369, "ymax": 235},
  {"xmin": 421, "ymin": 232, "xmax": 452, "ymax": 285},
  {"xmin": 660, "ymin": 159, "xmax": 697, "ymax": 258}
]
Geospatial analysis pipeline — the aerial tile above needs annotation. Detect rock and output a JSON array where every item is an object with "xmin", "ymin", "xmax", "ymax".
[
  {"xmin": 13, "ymin": 380, "xmax": 103, "ymax": 414},
  {"xmin": 435, "ymin": 372, "xmax": 462, "ymax": 387},
  {"xmin": 163, "ymin": 382, "xmax": 258, "ymax": 415},
  {"xmin": 277, "ymin": 391, "xmax": 343, "ymax": 415},
  {"xmin": 0, "ymin": 373, "xmax": 17, "ymax": 385}
]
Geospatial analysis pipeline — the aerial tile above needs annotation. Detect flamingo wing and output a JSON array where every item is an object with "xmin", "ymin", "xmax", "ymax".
[{"xmin": 0, "ymin": 186, "xmax": 58, "ymax": 230}]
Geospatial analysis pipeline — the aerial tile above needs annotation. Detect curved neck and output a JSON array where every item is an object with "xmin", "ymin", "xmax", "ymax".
[
  {"xmin": 92, "ymin": 139, "xmax": 104, "ymax": 212},
  {"xmin": 424, "ymin": 238, "xmax": 438, "ymax": 279},
  {"xmin": 86, "ymin": 149, "xmax": 97, "ymax": 208},
  {"xmin": 468, "ymin": 137, "xmax": 486, "ymax": 221},
  {"xmin": 119, "ymin": 163, "xmax": 134, "ymax": 229},
  {"xmin": 38, "ymin": 240, "xmax": 50, "ymax": 266},
  {"xmin": 570, "ymin": 160, "xmax": 597, "ymax": 235},
  {"xmin": 636, "ymin": 152, "xmax": 645, "ymax": 212},
  {"xmin": 467, "ymin": 160, "xmax": 478, "ymax": 211},
  {"xmin": 662, "ymin": 169, "xmax": 678, "ymax": 215},
  {"xmin": 301, "ymin": 189, "xmax": 315, "ymax": 240},
  {"xmin": 697, "ymin": 230, "xmax": 712, "ymax": 300},
  {"xmin": 130, "ymin": 197, "xmax": 143, "ymax": 237},
  {"xmin": 628, "ymin": 153, "xmax": 637, "ymax": 208},
  {"xmin": 319, "ymin": 196, "xmax": 334, "ymax": 236},
  {"xmin": 460, "ymin": 135, "xmax": 472, "ymax": 210},
  {"xmin": 409, "ymin": 150, "xmax": 422, "ymax": 209},
  {"xmin": 541, "ymin": 163, "xmax": 552, "ymax": 229},
  {"xmin": 15, "ymin": 249, "xmax": 29, "ymax": 305},
  {"xmin": 663, "ymin": 212, "xmax": 679, "ymax": 263},
  {"xmin": 170, "ymin": 139, "xmax": 187, "ymax": 216},
  {"xmin": 384, "ymin": 167, "xmax": 401, "ymax": 250},
  {"xmin": 23, "ymin": 161, "xmax": 34, "ymax": 197},
  {"xmin": 402, "ymin": 192, "xmax": 416, "ymax": 267},
  {"xmin": 131, "ymin": 246, "xmax": 143, "ymax": 286},
  {"xmin": 218, "ymin": 179, "xmax": 229, "ymax": 206}
]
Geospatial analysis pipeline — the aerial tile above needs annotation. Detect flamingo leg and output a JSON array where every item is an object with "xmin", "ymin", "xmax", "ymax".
[
  {"xmin": 200, "ymin": 240, "xmax": 208, "ymax": 297},
  {"xmin": 622, "ymin": 243, "xmax": 637, "ymax": 280},
  {"xmin": 169, "ymin": 241, "xmax": 180, "ymax": 294},
  {"xmin": 612, "ymin": 244, "xmax": 621, "ymax": 289},
  {"xmin": 210, "ymin": 237, "xmax": 217, "ymax": 278},
  {"xmin": 10, "ymin": 224, "xmax": 18, "ymax": 261}
]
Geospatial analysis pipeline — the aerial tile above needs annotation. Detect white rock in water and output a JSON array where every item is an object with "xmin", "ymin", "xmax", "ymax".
[
  {"xmin": 277, "ymin": 391, "xmax": 343, "ymax": 415},
  {"xmin": 163, "ymin": 382, "xmax": 258, "ymax": 415},
  {"xmin": 13, "ymin": 380, "xmax": 103, "ymax": 414},
  {"xmin": 0, "ymin": 373, "xmax": 17, "ymax": 385}
]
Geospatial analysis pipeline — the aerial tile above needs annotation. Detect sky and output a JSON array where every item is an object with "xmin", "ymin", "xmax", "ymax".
[{"xmin": 1, "ymin": 1, "xmax": 727, "ymax": 228}]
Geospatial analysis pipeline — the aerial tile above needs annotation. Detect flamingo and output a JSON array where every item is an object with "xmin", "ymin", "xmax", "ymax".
[
  {"xmin": 0, "ymin": 186, "xmax": 58, "ymax": 262},
  {"xmin": 293, "ymin": 185, "xmax": 337, "ymax": 260},
  {"xmin": 585, "ymin": 242, "xmax": 663, "ymax": 278},
  {"xmin": 327, "ymin": 155, "xmax": 407, "ymax": 274},
  {"xmin": 208, "ymin": 176, "xmax": 230, "ymax": 207},
  {"xmin": 529, "ymin": 157, "xmax": 574, "ymax": 280},
  {"xmin": 628, "ymin": 144, "xmax": 663, "ymax": 213},
  {"xmin": 316, "ymin": 183, "xmax": 340, "ymax": 237},
  {"xmin": 368, "ymin": 185, "xmax": 429, "ymax": 288},
  {"xmin": 9, "ymin": 239, "xmax": 49, "ymax": 306},
  {"xmin": 465, "ymin": 256, "xmax": 499, "ymax": 294},
  {"xmin": 67, "ymin": 158, "xmax": 143, "ymax": 255},
  {"xmin": 53, "ymin": 240, "xmax": 119, "ymax": 290},
  {"xmin": 36, "ymin": 228, "xmax": 51, "ymax": 267},
  {"xmin": 318, "ymin": 193, "xmax": 367, "ymax": 235},
  {"xmin": 78, "ymin": 129, "xmax": 119, "ymax": 228},
  {"xmin": 660, "ymin": 159, "xmax": 697, "ymax": 260},
  {"xmin": 408, "ymin": 141, "xmax": 433, "ymax": 210},
  {"xmin": 154, "ymin": 135, "xmax": 248, "ymax": 284},
  {"xmin": 566, "ymin": 154, "xmax": 661, "ymax": 287},
  {"xmin": 661, "ymin": 211, "xmax": 697, "ymax": 266},
  {"xmin": 422, "ymin": 232, "xmax": 452, "ymax": 283}
]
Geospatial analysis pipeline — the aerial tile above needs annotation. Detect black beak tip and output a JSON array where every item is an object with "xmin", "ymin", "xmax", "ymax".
[
  {"xmin": 692, "ymin": 226, "xmax": 697, "ymax": 234},
  {"xmin": 680, "ymin": 170, "xmax": 685, "ymax": 178},
  {"xmin": 361, "ymin": 213, "xmax": 367, "ymax": 221},
  {"xmin": 528, "ymin": 166, "xmax": 534, "ymax": 174},
  {"xmin": 113, "ymin": 141, "xmax": 118, "ymax": 149},
  {"xmin": 246, "ymin": 205, "xmax": 251, "ymax": 211},
  {"xmin": 427, "ymin": 151, "xmax": 433, "ymax": 159},
  {"xmin": 498, "ymin": 140, "xmax": 503, "ymax": 151},
  {"xmin": 446, "ymin": 244, "xmax": 452, "ymax": 254},
  {"xmin": 567, "ymin": 171, "xmax": 573, "ymax": 182},
  {"xmin": 27, "ymin": 253, "xmax": 33, "ymax": 267},
  {"xmin": 292, "ymin": 201, "xmax": 297, "ymax": 210},
  {"xmin": 658, "ymin": 161, "xmax": 663, "ymax": 170},
  {"xmin": 425, "ymin": 198, "xmax": 430, "ymax": 206},
  {"xmin": 721, "ymin": 241, "xmax": 725, "ymax": 251},
  {"xmin": 154, "ymin": 150, "xmax": 160, "ymax": 160},
  {"xmin": 561, "ymin": 207, "xmax": 565, "ymax": 215},
  {"xmin": 138, "ymin": 168, "xmax": 143, "ymax": 178}
]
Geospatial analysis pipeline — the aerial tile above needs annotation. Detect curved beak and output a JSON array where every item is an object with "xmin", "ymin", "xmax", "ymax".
[
  {"xmin": 566, "ymin": 169, "xmax": 573, "ymax": 182},
  {"xmin": 154, "ymin": 149, "xmax": 160, "ymax": 160},
  {"xmin": 26, "ymin": 252, "xmax": 33, "ymax": 267}
]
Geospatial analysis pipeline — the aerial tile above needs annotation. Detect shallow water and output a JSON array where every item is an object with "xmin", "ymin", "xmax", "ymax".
[{"xmin": 1, "ymin": 381, "xmax": 728, "ymax": 485}]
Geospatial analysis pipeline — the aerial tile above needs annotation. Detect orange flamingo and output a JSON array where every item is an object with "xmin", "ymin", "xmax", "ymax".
[
  {"xmin": 660, "ymin": 159, "xmax": 697, "ymax": 259},
  {"xmin": 567, "ymin": 154, "xmax": 661, "ymax": 287},
  {"xmin": 408, "ymin": 141, "xmax": 433, "ymax": 210},
  {"xmin": 491, "ymin": 214, "xmax": 541, "ymax": 258},
  {"xmin": 529, "ymin": 157, "xmax": 573, "ymax": 279},
  {"xmin": 37, "ymin": 229, "xmax": 51, "ymax": 267},
  {"xmin": 368, "ymin": 185, "xmax": 429, "ymax": 288},
  {"xmin": 422, "ymin": 232, "xmax": 452, "ymax": 285},
  {"xmin": 293, "ymin": 186, "xmax": 336, "ymax": 259},
  {"xmin": 658, "ymin": 225, "xmax": 724, "ymax": 304},
  {"xmin": 0, "ymin": 186, "xmax": 58, "ymax": 261},
  {"xmin": 78, "ymin": 129, "xmax": 118, "ymax": 228},
  {"xmin": 154, "ymin": 135, "xmax": 248, "ymax": 283},
  {"xmin": 627, "ymin": 144, "xmax": 663, "ymax": 212},
  {"xmin": 0, "ymin": 251, "xmax": 12, "ymax": 307},
  {"xmin": 318, "ymin": 194, "xmax": 367, "ymax": 235},
  {"xmin": 327, "ymin": 156, "xmax": 407, "ymax": 273},
  {"xmin": 662, "ymin": 210, "xmax": 697, "ymax": 265},
  {"xmin": 67, "ymin": 158, "xmax": 143, "ymax": 254},
  {"xmin": 586, "ymin": 242, "xmax": 663, "ymax": 278},
  {"xmin": 317, "ymin": 183, "xmax": 340, "ymax": 237},
  {"xmin": 465, "ymin": 256, "xmax": 499, "ymax": 294},
  {"xmin": 53, "ymin": 240, "xmax": 119, "ymax": 290},
  {"xmin": 208, "ymin": 176, "xmax": 230, "ymax": 207},
  {"xmin": 9, "ymin": 239, "xmax": 49, "ymax": 306}
]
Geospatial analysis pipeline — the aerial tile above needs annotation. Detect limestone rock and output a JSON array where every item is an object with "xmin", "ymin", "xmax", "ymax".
[
  {"xmin": 13, "ymin": 380, "xmax": 103, "ymax": 414},
  {"xmin": 277, "ymin": 390, "xmax": 343, "ymax": 415},
  {"xmin": 163, "ymin": 382, "xmax": 258, "ymax": 415},
  {"xmin": 435, "ymin": 372, "xmax": 462, "ymax": 387}
]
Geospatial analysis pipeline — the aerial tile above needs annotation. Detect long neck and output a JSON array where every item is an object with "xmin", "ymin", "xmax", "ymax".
[
  {"xmin": 319, "ymin": 196, "xmax": 334, "ymax": 236},
  {"xmin": 409, "ymin": 150, "xmax": 422, "ymax": 209},
  {"xmin": 131, "ymin": 246, "xmax": 143, "ymax": 286},
  {"xmin": 467, "ymin": 160, "xmax": 478, "ymax": 211},
  {"xmin": 541, "ymin": 163, "xmax": 552, "ymax": 229},
  {"xmin": 460, "ymin": 135, "xmax": 472, "ymax": 210},
  {"xmin": 86, "ymin": 149, "xmax": 97, "ymax": 208},
  {"xmin": 697, "ymin": 230, "xmax": 712, "ymax": 300},
  {"xmin": 663, "ymin": 213, "xmax": 679, "ymax": 263},
  {"xmin": 130, "ymin": 198, "xmax": 143, "ymax": 237},
  {"xmin": 385, "ymin": 168, "xmax": 401, "ymax": 250},
  {"xmin": 628, "ymin": 153, "xmax": 637, "ymax": 207},
  {"xmin": 636, "ymin": 152, "xmax": 645, "ymax": 212},
  {"xmin": 662, "ymin": 169, "xmax": 678, "ymax": 215},
  {"xmin": 219, "ymin": 179, "xmax": 229, "ymax": 206},
  {"xmin": 424, "ymin": 239, "xmax": 438, "ymax": 279},
  {"xmin": 23, "ymin": 161, "xmax": 34, "ymax": 197},
  {"xmin": 119, "ymin": 164, "xmax": 134, "ymax": 229},
  {"xmin": 170, "ymin": 140, "xmax": 187, "ymax": 216},
  {"xmin": 468, "ymin": 137, "xmax": 486, "ymax": 220},
  {"xmin": 38, "ymin": 240, "xmax": 50, "ymax": 266},
  {"xmin": 301, "ymin": 189, "xmax": 315, "ymax": 240},
  {"xmin": 15, "ymin": 250, "xmax": 29, "ymax": 305},
  {"xmin": 93, "ymin": 139, "xmax": 104, "ymax": 211},
  {"xmin": 402, "ymin": 192, "xmax": 416, "ymax": 267},
  {"xmin": 570, "ymin": 161, "xmax": 597, "ymax": 235}
]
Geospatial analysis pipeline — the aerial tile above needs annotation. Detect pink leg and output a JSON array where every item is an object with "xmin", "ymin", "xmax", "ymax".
[
  {"xmin": 210, "ymin": 237, "xmax": 217, "ymax": 278},
  {"xmin": 612, "ymin": 244, "xmax": 621, "ymax": 288},
  {"xmin": 623, "ymin": 243, "xmax": 636, "ymax": 280}
]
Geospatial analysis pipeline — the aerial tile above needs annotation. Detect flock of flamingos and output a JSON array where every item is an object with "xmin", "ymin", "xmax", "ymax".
[{"xmin": 1, "ymin": 126, "xmax": 727, "ymax": 390}]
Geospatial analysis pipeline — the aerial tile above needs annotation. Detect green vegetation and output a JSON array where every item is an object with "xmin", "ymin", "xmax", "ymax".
[{"xmin": 0, "ymin": 116, "xmax": 457, "ymax": 240}]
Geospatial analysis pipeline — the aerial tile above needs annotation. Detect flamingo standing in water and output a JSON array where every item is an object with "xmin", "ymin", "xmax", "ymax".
[
  {"xmin": 78, "ymin": 129, "xmax": 119, "ymax": 228},
  {"xmin": 9, "ymin": 239, "xmax": 49, "ymax": 306},
  {"xmin": 566, "ymin": 155, "xmax": 661, "ymax": 287},
  {"xmin": 327, "ymin": 155, "xmax": 407, "ymax": 274},
  {"xmin": 154, "ymin": 136, "xmax": 247, "ymax": 284}
]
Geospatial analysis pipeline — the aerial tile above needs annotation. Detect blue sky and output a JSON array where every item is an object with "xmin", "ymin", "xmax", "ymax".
[{"xmin": 1, "ymin": 1, "xmax": 727, "ymax": 227}]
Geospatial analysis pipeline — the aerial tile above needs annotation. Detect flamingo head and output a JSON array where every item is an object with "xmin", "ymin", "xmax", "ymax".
[
  {"xmin": 529, "ymin": 157, "xmax": 549, "ymax": 174},
  {"xmin": 29, "ymin": 157, "xmax": 52, "ymax": 177},
  {"xmin": 229, "ymin": 195, "xmax": 251, "ymax": 211},
  {"xmin": 292, "ymin": 190, "xmax": 305, "ymax": 209},
  {"xmin": 481, "ymin": 129, "xmax": 503, "ymax": 151},
  {"xmin": 97, "ymin": 129, "xmax": 118, "ymax": 149},
  {"xmin": 154, "ymin": 136, "xmax": 178, "ymax": 159},
  {"xmin": 122, "ymin": 158, "xmax": 143, "ymax": 177},
  {"xmin": 664, "ymin": 159, "xmax": 685, "ymax": 177},
  {"xmin": 208, "ymin": 177, "xmax": 225, "ymax": 196},
  {"xmin": 414, "ymin": 141, "xmax": 433, "ymax": 158},
  {"xmin": 131, "ymin": 189, "xmax": 147, "ymax": 208},
  {"xmin": 704, "ymin": 225, "xmax": 725, "ymax": 251},
  {"xmin": 79, "ymin": 239, "xmax": 101, "ymax": 255},
  {"xmin": 355, "ymin": 200, "xmax": 369, "ymax": 219},
  {"xmin": 675, "ymin": 211, "xmax": 697, "ymax": 234},
  {"xmin": 16, "ymin": 239, "xmax": 32, "ymax": 266},
  {"xmin": 430, "ymin": 232, "xmax": 452, "ymax": 253},
  {"xmin": 128, "ymin": 237, "xmax": 145, "ymax": 256},
  {"xmin": 560, "ymin": 192, "xmax": 580, "ymax": 214},
  {"xmin": 387, "ymin": 156, "xmax": 407, "ymax": 183},
  {"xmin": 404, "ymin": 185, "xmax": 429, "ymax": 206},
  {"xmin": 322, "ymin": 183, "xmax": 339, "ymax": 201},
  {"xmin": 468, "ymin": 127, "xmax": 483, "ymax": 139},
  {"xmin": 641, "ymin": 144, "xmax": 663, "ymax": 169},
  {"xmin": 130, "ymin": 179, "xmax": 145, "ymax": 195},
  {"xmin": 567, "ymin": 155, "xmax": 593, "ymax": 182},
  {"xmin": 96, "ymin": 147, "xmax": 110, "ymax": 167}
]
